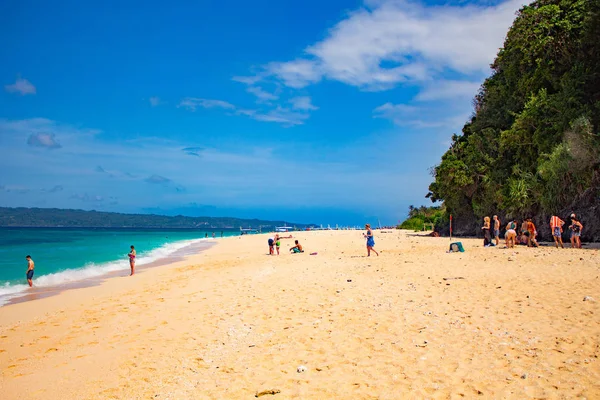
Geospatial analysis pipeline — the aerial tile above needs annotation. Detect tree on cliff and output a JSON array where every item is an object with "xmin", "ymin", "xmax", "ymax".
[{"xmin": 427, "ymin": 0, "xmax": 600, "ymax": 240}]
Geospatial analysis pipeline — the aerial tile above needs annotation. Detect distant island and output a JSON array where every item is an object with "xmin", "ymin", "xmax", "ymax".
[{"xmin": 0, "ymin": 207, "xmax": 310, "ymax": 230}]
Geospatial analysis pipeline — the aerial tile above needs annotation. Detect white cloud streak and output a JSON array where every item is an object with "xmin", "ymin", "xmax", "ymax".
[
  {"xmin": 5, "ymin": 77, "xmax": 36, "ymax": 95},
  {"xmin": 246, "ymin": 86, "xmax": 278, "ymax": 101},
  {"xmin": 415, "ymin": 80, "xmax": 481, "ymax": 101},
  {"xmin": 177, "ymin": 97, "xmax": 235, "ymax": 111},
  {"xmin": 289, "ymin": 96, "xmax": 318, "ymax": 111}
]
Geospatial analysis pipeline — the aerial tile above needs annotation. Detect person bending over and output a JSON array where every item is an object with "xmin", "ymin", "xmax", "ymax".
[
  {"xmin": 505, "ymin": 221, "xmax": 517, "ymax": 248},
  {"xmin": 290, "ymin": 240, "xmax": 304, "ymax": 253}
]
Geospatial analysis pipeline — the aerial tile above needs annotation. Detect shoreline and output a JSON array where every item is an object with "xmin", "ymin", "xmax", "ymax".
[
  {"xmin": 1, "ymin": 230, "xmax": 598, "ymax": 399},
  {"xmin": 0, "ymin": 237, "xmax": 218, "ymax": 307}
]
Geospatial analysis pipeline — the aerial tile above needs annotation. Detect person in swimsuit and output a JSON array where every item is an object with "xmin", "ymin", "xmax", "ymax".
[
  {"xmin": 275, "ymin": 237, "xmax": 281, "ymax": 255},
  {"xmin": 128, "ymin": 245, "xmax": 136, "ymax": 276},
  {"xmin": 493, "ymin": 215, "xmax": 501, "ymax": 246},
  {"xmin": 550, "ymin": 215, "xmax": 565, "ymax": 248},
  {"xmin": 482, "ymin": 217, "xmax": 492, "ymax": 247},
  {"xmin": 364, "ymin": 224, "xmax": 379, "ymax": 256},
  {"xmin": 26, "ymin": 255, "xmax": 34, "ymax": 287},
  {"xmin": 505, "ymin": 221, "xmax": 517, "ymax": 248},
  {"xmin": 268, "ymin": 237, "xmax": 275, "ymax": 255},
  {"xmin": 569, "ymin": 217, "xmax": 583, "ymax": 249},
  {"xmin": 290, "ymin": 240, "xmax": 304, "ymax": 253},
  {"xmin": 526, "ymin": 218, "xmax": 538, "ymax": 247}
]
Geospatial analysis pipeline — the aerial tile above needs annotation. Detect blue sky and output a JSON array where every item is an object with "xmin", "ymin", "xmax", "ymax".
[{"xmin": 0, "ymin": 0, "xmax": 526, "ymax": 225}]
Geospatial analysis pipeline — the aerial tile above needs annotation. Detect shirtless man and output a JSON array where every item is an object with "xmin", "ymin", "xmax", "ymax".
[
  {"xmin": 493, "ymin": 215, "xmax": 501, "ymax": 246},
  {"xmin": 26, "ymin": 255, "xmax": 35, "ymax": 287},
  {"xmin": 290, "ymin": 240, "xmax": 304, "ymax": 253}
]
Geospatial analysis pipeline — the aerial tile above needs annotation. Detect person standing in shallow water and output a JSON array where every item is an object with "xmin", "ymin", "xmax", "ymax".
[
  {"xmin": 364, "ymin": 224, "xmax": 379, "ymax": 256},
  {"xmin": 128, "ymin": 245, "xmax": 136, "ymax": 276},
  {"xmin": 25, "ymin": 255, "xmax": 34, "ymax": 287}
]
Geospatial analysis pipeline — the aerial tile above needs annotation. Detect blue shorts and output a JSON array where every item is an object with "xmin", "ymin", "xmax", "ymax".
[
  {"xmin": 571, "ymin": 231, "xmax": 581, "ymax": 238},
  {"xmin": 367, "ymin": 238, "xmax": 375, "ymax": 247},
  {"xmin": 553, "ymin": 227, "xmax": 561, "ymax": 237},
  {"xmin": 27, "ymin": 270, "xmax": 34, "ymax": 280},
  {"xmin": 494, "ymin": 230, "xmax": 500, "ymax": 237},
  {"xmin": 268, "ymin": 239, "xmax": 274, "ymax": 246}
]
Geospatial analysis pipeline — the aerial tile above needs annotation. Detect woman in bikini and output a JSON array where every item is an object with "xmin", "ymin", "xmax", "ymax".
[{"xmin": 128, "ymin": 245, "xmax": 136, "ymax": 276}]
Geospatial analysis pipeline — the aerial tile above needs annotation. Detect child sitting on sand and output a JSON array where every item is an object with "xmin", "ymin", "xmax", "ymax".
[{"xmin": 290, "ymin": 240, "xmax": 304, "ymax": 253}]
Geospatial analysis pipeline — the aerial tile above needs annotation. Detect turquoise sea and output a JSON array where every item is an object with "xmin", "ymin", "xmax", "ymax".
[{"xmin": 0, "ymin": 228, "xmax": 237, "ymax": 306}]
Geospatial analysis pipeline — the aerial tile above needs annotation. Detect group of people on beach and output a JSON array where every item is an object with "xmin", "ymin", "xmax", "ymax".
[
  {"xmin": 266, "ymin": 224, "xmax": 380, "ymax": 257},
  {"xmin": 268, "ymin": 234, "xmax": 303, "ymax": 255},
  {"xmin": 482, "ymin": 213, "xmax": 584, "ymax": 249}
]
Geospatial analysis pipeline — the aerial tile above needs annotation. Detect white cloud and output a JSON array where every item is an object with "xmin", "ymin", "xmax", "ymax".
[
  {"xmin": 149, "ymin": 96, "xmax": 161, "ymax": 106},
  {"xmin": 5, "ymin": 77, "xmax": 36, "ymax": 95},
  {"xmin": 373, "ymin": 101, "xmax": 469, "ymax": 129},
  {"xmin": 27, "ymin": 133, "xmax": 62, "ymax": 149},
  {"xmin": 246, "ymin": 86, "xmax": 278, "ymax": 101},
  {"xmin": 0, "ymin": 118, "xmax": 101, "ymax": 139},
  {"xmin": 237, "ymin": 107, "xmax": 309, "ymax": 127},
  {"xmin": 416, "ymin": 80, "xmax": 481, "ymax": 101},
  {"xmin": 232, "ymin": 75, "xmax": 264, "ymax": 85},
  {"xmin": 250, "ymin": 0, "xmax": 525, "ymax": 90},
  {"xmin": 178, "ymin": 97, "xmax": 235, "ymax": 111},
  {"xmin": 177, "ymin": 96, "xmax": 312, "ymax": 126},
  {"xmin": 289, "ymin": 96, "xmax": 318, "ymax": 111},
  {"xmin": 265, "ymin": 59, "xmax": 322, "ymax": 88}
]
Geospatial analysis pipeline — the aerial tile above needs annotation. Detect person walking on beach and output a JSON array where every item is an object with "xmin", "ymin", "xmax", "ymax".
[
  {"xmin": 482, "ymin": 217, "xmax": 492, "ymax": 247},
  {"xmin": 364, "ymin": 224, "xmax": 379, "ymax": 256},
  {"xmin": 25, "ymin": 255, "xmax": 35, "ymax": 287},
  {"xmin": 128, "ymin": 245, "xmax": 136, "ymax": 276},
  {"xmin": 569, "ymin": 216, "xmax": 583, "ymax": 249},
  {"xmin": 493, "ymin": 215, "xmax": 501, "ymax": 246},
  {"xmin": 550, "ymin": 215, "xmax": 565, "ymax": 248}
]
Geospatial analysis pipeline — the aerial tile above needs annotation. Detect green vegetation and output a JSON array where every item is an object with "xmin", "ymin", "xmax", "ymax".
[
  {"xmin": 0, "ymin": 207, "xmax": 309, "ymax": 230},
  {"xmin": 427, "ymin": 0, "xmax": 600, "ymax": 240},
  {"xmin": 398, "ymin": 205, "xmax": 447, "ymax": 231}
]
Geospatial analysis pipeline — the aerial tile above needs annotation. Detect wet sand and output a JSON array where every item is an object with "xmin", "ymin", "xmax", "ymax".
[
  {"xmin": 3, "ymin": 240, "xmax": 216, "ymax": 306},
  {"xmin": 1, "ymin": 230, "xmax": 599, "ymax": 399}
]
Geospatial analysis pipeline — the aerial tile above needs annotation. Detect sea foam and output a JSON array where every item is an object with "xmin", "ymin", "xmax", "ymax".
[{"xmin": 0, "ymin": 238, "xmax": 206, "ymax": 306}]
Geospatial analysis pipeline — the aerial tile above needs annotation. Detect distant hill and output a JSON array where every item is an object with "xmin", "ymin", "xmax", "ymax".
[{"xmin": 0, "ymin": 207, "xmax": 310, "ymax": 230}]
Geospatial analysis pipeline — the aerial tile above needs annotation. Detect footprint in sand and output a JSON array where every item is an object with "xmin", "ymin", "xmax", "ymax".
[{"xmin": 45, "ymin": 348, "xmax": 59, "ymax": 353}]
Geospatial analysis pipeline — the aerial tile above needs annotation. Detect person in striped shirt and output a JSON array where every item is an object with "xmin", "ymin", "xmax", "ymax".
[{"xmin": 550, "ymin": 215, "xmax": 565, "ymax": 248}]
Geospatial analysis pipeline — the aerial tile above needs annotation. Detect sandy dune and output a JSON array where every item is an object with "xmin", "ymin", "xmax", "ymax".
[{"xmin": 1, "ymin": 230, "xmax": 599, "ymax": 399}]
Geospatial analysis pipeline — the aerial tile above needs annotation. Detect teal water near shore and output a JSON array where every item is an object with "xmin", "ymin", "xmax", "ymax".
[{"xmin": 0, "ymin": 228, "xmax": 237, "ymax": 306}]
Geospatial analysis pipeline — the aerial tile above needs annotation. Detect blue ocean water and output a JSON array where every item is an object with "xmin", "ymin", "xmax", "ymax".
[{"xmin": 0, "ymin": 228, "xmax": 237, "ymax": 306}]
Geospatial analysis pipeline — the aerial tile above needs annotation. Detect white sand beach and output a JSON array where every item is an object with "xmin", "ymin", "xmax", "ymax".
[{"xmin": 1, "ymin": 230, "xmax": 599, "ymax": 399}]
